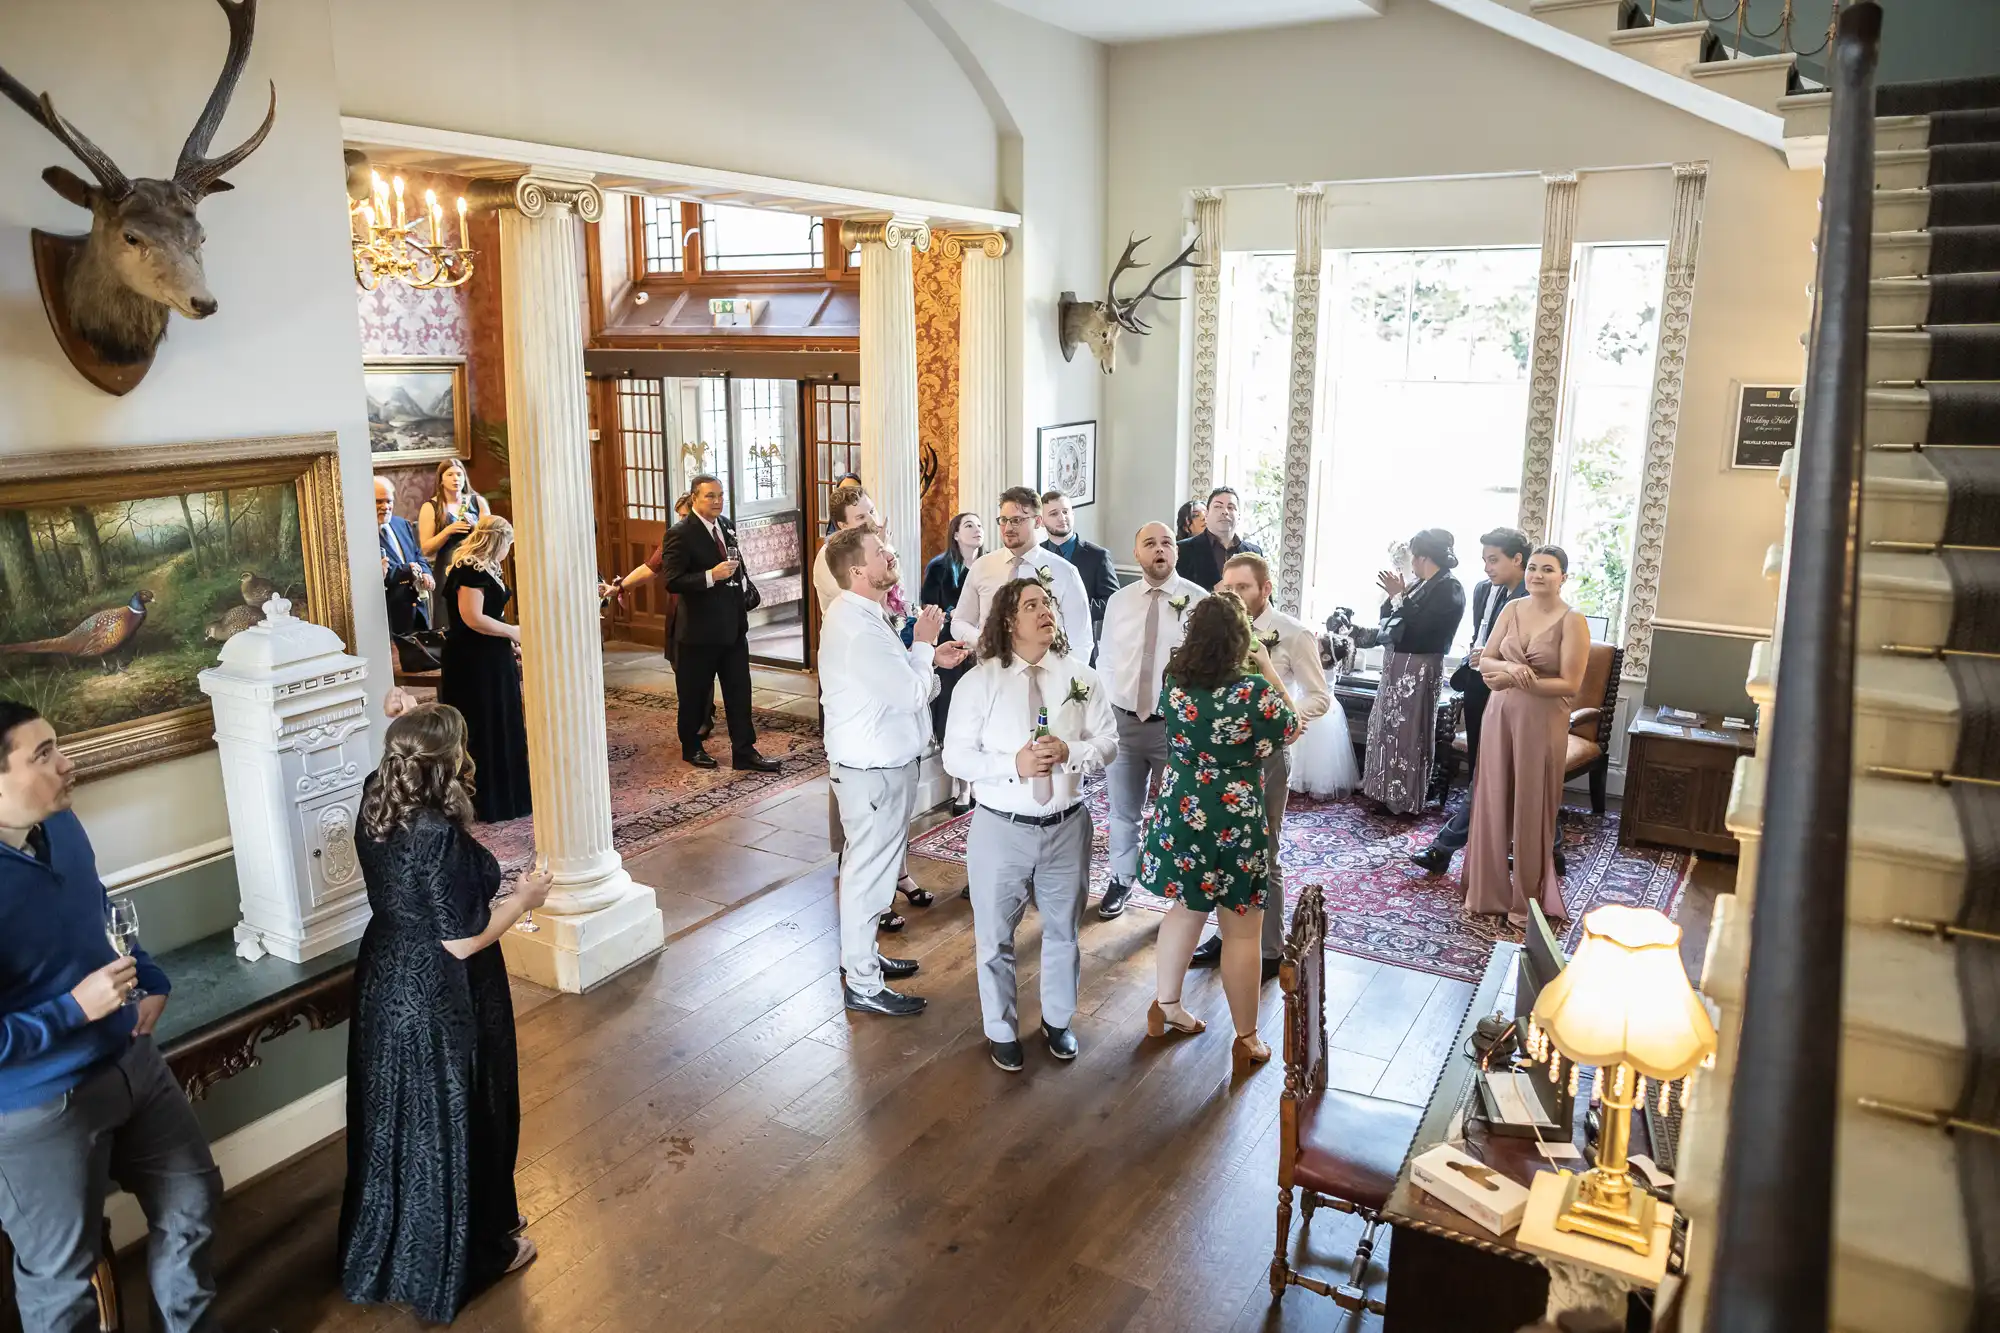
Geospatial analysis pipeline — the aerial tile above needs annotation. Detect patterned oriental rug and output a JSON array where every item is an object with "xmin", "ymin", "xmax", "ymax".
[
  {"xmin": 908, "ymin": 778, "xmax": 1690, "ymax": 985},
  {"xmin": 475, "ymin": 686, "xmax": 826, "ymax": 877}
]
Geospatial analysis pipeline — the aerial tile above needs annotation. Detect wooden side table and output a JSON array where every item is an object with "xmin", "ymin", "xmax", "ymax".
[{"xmin": 1621, "ymin": 706, "xmax": 1757, "ymax": 856}]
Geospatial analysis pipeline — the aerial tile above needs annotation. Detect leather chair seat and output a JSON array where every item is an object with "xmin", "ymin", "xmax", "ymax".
[
  {"xmin": 1565, "ymin": 734, "xmax": 1603, "ymax": 771},
  {"xmin": 1292, "ymin": 1089, "xmax": 1424, "ymax": 1211}
]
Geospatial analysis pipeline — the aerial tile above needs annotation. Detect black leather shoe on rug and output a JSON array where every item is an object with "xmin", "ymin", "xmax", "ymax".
[
  {"xmin": 844, "ymin": 985, "xmax": 926, "ymax": 1017},
  {"xmin": 1409, "ymin": 846, "xmax": 1450, "ymax": 876},
  {"xmin": 1041, "ymin": 1022, "xmax": 1078, "ymax": 1061},
  {"xmin": 877, "ymin": 954, "xmax": 920, "ymax": 980},
  {"xmin": 1189, "ymin": 936, "xmax": 1223, "ymax": 968},
  {"xmin": 1097, "ymin": 880, "xmax": 1135, "ymax": 919},
  {"xmin": 990, "ymin": 1040, "xmax": 1025, "ymax": 1072},
  {"xmin": 733, "ymin": 749, "xmax": 782, "ymax": 773},
  {"xmin": 684, "ymin": 748, "xmax": 717, "ymax": 769}
]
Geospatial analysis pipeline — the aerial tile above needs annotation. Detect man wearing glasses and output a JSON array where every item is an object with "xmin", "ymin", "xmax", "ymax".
[{"xmin": 951, "ymin": 486, "xmax": 1096, "ymax": 661}]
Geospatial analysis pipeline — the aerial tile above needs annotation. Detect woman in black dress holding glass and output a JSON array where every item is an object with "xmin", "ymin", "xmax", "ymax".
[
  {"xmin": 339, "ymin": 704, "xmax": 550, "ymax": 1322},
  {"xmin": 440, "ymin": 515, "xmax": 532, "ymax": 822},
  {"xmin": 419, "ymin": 459, "xmax": 488, "ymax": 633}
]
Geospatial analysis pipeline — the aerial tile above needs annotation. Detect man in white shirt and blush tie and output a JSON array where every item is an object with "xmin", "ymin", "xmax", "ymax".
[
  {"xmin": 943, "ymin": 577, "xmax": 1117, "ymax": 1072},
  {"xmin": 1094, "ymin": 521, "xmax": 1206, "ymax": 921},
  {"xmin": 951, "ymin": 485, "xmax": 1095, "ymax": 663},
  {"xmin": 1184, "ymin": 552, "xmax": 1333, "ymax": 978},
  {"xmin": 819, "ymin": 527, "xmax": 970, "ymax": 1017}
]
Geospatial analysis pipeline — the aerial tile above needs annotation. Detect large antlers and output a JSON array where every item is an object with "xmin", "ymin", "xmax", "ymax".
[
  {"xmin": 1109, "ymin": 234, "xmax": 1202, "ymax": 334},
  {"xmin": 174, "ymin": 0, "xmax": 276, "ymax": 196},
  {"xmin": 0, "ymin": 66, "xmax": 131, "ymax": 198}
]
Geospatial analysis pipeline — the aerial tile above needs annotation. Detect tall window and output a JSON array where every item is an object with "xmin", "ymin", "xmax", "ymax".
[
  {"xmin": 616, "ymin": 379, "xmax": 669, "ymax": 521},
  {"xmin": 1547, "ymin": 244, "xmax": 1668, "ymax": 640},
  {"xmin": 1213, "ymin": 253, "xmax": 1296, "ymax": 553},
  {"xmin": 641, "ymin": 198, "xmax": 685, "ymax": 274},
  {"xmin": 733, "ymin": 378, "xmax": 796, "ymax": 511},
  {"xmin": 1306, "ymin": 247, "xmax": 1539, "ymax": 621},
  {"xmin": 680, "ymin": 378, "xmax": 728, "ymax": 508},
  {"xmin": 809, "ymin": 382, "xmax": 862, "ymax": 524}
]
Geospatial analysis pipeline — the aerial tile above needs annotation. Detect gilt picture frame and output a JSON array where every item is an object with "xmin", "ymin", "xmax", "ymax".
[
  {"xmin": 365, "ymin": 355, "xmax": 469, "ymax": 465},
  {"xmin": 0, "ymin": 433, "xmax": 354, "ymax": 781},
  {"xmin": 1036, "ymin": 419, "xmax": 1097, "ymax": 508}
]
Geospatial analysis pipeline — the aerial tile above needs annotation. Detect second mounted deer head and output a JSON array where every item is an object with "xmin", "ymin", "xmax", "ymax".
[
  {"xmin": 1058, "ymin": 233, "xmax": 1203, "ymax": 375},
  {"xmin": 1, "ymin": 0, "xmax": 276, "ymax": 395}
]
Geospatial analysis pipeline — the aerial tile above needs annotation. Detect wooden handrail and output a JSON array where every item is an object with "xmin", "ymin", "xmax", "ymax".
[{"xmin": 1702, "ymin": 4, "xmax": 1879, "ymax": 1331}]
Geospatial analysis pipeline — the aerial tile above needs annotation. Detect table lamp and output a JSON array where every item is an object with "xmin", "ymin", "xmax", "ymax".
[{"xmin": 1524, "ymin": 904, "xmax": 1717, "ymax": 1255}]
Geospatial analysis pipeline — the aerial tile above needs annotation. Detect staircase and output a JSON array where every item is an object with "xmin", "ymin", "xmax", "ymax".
[
  {"xmin": 1519, "ymin": 0, "xmax": 1818, "ymax": 114},
  {"xmin": 1676, "ymin": 62, "xmax": 2000, "ymax": 1333}
]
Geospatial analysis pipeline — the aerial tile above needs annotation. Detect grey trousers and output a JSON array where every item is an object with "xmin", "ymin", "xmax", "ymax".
[
  {"xmin": 966, "ymin": 805, "xmax": 1092, "ymax": 1043},
  {"xmin": 1106, "ymin": 709, "xmax": 1170, "ymax": 884},
  {"xmin": 830, "ymin": 760, "xmax": 920, "ymax": 995},
  {"xmin": 1259, "ymin": 748, "xmax": 1294, "ymax": 959},
  {"xmin": 0, "ymin": 1038, "xmax": 221, "ymax": 1332}
]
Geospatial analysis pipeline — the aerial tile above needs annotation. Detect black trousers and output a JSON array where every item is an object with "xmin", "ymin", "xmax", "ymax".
[{"xmin": 675, "ymin": 634, "xmax": 757, "ymax": 755}]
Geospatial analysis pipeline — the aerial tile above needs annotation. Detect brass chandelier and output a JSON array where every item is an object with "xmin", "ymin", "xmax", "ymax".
[{"xmin": 351, "ymin": 171, "xmax": 474, "ymax": 291}]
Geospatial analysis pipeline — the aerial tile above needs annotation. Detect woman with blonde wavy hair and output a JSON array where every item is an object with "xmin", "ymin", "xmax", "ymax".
[
  {"xmin": 439, "ymin": 514, "xmax": 531, "ymax": 822},
  {"xmin": 339, "ymin": 704, "xmax": 550, "ymax": 1322}
]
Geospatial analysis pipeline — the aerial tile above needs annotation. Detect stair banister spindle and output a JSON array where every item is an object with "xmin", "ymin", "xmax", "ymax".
[
  {"xmin": 1701, "ymin": 5, "xmax": 1880, "ymax": 1333},
  {"xmin": 1781, "ymin": 0, "xmax": 1796, "ymax": 52}
]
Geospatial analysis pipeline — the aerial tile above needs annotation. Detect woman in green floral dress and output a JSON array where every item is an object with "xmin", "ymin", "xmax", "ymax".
[{"xmin": 1137, "ymin": 592, "xmax": 1299, "ymax": 1072}]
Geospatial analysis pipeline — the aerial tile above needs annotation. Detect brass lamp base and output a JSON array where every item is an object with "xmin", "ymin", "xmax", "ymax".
[{"xmin": 1552, "ymin": 1168, "xmax": 1656, "ymax": 1254}]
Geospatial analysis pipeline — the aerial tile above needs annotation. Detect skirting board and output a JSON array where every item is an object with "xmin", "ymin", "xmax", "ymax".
[{"xmin": 107, "ymin": 1077, "xmax": 346, "ymax": 1251}]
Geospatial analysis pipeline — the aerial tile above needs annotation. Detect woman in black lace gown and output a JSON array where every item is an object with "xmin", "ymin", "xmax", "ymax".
[
  {"xmin": 440, "ymin": 514, "xmax": 532, "ymax": 823},
  {"xmin": 339, "ymin": 704, "xmax": 550, "ymax": 1323}
]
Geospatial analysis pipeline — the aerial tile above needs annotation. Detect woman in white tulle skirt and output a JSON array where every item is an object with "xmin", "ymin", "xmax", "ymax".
[{"xmin": 1290, "ymin": 703, "xmax": 1359, "ymax": 798}]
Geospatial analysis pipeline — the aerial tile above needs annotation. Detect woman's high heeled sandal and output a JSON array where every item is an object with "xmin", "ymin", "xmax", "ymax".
[
  {"xmin": 1232, "ymin": 1033, "xmax": 1272, "ymax": 1073},
  {"xmin": 1147, "ymin": 1000, "xmax": 1206, "ymax": 1037}
]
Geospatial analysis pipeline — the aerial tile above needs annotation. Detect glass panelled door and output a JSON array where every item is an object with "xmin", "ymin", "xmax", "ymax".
[{"xmin": 803, "ymin": 381, "xmax": 862, "ymax": 660}]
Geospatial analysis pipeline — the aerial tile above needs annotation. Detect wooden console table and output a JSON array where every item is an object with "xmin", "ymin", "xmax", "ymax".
[{"xmin": 1621, "ymin": 706, "xmax": 1757, "ymax": 856}]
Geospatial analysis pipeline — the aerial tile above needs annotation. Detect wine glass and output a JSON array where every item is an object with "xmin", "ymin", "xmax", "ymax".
[
  {"xmin": 105, "ymin": 898, "xmax": 143, "ymax": 1006},
  {"xmin": 517, "ymin": 855, "xmax": 544, "ymax": 934}
]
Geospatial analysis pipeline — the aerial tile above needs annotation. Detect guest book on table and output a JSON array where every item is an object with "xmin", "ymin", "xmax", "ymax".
[{"xmin": 1410, "ymin": 1144, "xmax": 1530, "ymax": 1236}]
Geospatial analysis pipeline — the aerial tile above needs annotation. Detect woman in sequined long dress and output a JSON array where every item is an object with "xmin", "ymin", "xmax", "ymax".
[{"xmin": 1360, "ymin": 529, "xmax": 1465, "ymax": 815}]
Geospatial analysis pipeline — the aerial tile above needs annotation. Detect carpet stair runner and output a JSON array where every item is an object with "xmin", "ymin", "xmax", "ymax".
[{"xmin": 1679, "ymin": 73, "xmax": 2000, "ymax": 1333}]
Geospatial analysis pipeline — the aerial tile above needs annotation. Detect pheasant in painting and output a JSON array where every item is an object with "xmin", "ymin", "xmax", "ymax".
[{"xmin": 0, "ymin": 590, "xmax": 154, "ymax": 671}]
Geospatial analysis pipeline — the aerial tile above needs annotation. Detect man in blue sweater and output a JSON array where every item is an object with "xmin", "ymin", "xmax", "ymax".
[{"xmin": 0, "ymin": 702, "xmax": 221, "ymax": 1330}]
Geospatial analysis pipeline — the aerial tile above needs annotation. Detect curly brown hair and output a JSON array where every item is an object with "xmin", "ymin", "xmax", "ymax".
[
  {"xmin": 359, "ymin": 703, "xmax": 476, "ymax": 841},
  {"xmin": 1164, "ymin": 590, "xmax": 1254, "ymax": 691},
  {"xmin": 978, "ymin": 577, "xmax": 1070, "ymax": 665}
]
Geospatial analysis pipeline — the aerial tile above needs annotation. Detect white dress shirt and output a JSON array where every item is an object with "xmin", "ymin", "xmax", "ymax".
[
  {"xmin": 950, "ymin": 546, "xmax": 1095, "ymax": 660},
  {"xmin": 1253, "ymin": 605, "xmax": 1332, "ymax": 726},
  {"xmin": 818, "ymin": 590, "xmax": 938, "ymax": 769},
  {"xmin": 943, "ymin": 651, "xmax": 1118, "ymax": 816},
  {"xmin": 1097, "ymin": 574, "xmax": 1207, "ymax": 715}
]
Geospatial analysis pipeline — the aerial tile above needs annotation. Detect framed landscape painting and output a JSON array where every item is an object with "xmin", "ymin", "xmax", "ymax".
[
  {"xmin": 365, "ymin": 356, "xmax": 468, "ymax": 464},
  {"xmin": 0, "ymin": 434, "xmax": 354, "ymax": 780},
  {"xmin": 1037, "ymin": 419, "xmax": 1097, "ymax": 507}
]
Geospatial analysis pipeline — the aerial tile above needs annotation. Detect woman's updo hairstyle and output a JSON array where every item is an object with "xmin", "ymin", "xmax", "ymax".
[
  {"xmin": 360, "ymin": 703, "xmax": 476, "ymax": 840},
  {"xmin": 1530, "ymin": 543, "xmax": 1570, "ymax": 575}
]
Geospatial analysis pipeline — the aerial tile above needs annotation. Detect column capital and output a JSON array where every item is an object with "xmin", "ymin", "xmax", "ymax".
[
  {"xmin": 467, "ymin": 168, "xmax": 605, "ymax": 223},
  {"xmin": 936, "ymin": 229, "xmax": 1010, "ymax": 260},
  {"xmin": 841, "ymin": 216, "xmax": 932, "ymax": 253}
]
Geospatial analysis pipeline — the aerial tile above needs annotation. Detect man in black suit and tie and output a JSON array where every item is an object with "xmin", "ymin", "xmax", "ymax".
[
  {"xmin": 1038, "ymin": 490, "xmax": 1118, "ymax": 648},
  {"xmin": 656, "ymin": 475, "xmax": 780, "ymax": 772},
  {"xmin": 1411, "ymin": 527, "xmax": 1554, "ymax": 874},
  {"xmin": 375, "ymin": 475, "xmax": 432, "ymax": 638},
  {"xmin": 1174, "ymin": 487, "xmax": 1262, "ymax": 591}
]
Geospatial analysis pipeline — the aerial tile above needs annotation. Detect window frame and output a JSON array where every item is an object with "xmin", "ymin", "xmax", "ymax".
[{"xmin": 627, "ymin": 198, "xmax": 857, "ymax": 287}]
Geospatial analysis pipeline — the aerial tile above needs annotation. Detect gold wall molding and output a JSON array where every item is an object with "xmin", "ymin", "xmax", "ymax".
[
  {"xmin": 841, "ymin": 217, "xmax": 933, "ymax": 253},
  {"xmin": 936, "ymin": 230, "xmax": 1009, "ymax": 260},
  {"xmin": 468, "ymin": 169, "xmax": 604, "ymax": 224}
]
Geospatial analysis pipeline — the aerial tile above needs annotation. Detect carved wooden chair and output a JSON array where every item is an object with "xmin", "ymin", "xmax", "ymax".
[
  {"xmin": 1445, "ymin": 643, "xmax": 1624, "ymax": 814},
  {"xmin": 1271, "ymin": 885, "xmax": 1423, "ymax": 1313}
]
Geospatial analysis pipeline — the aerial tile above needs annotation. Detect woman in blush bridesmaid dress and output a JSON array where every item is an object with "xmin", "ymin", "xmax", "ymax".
[{"xmin": 1461, "ymin": 546, "xmax": 1592, "ymax": 928}]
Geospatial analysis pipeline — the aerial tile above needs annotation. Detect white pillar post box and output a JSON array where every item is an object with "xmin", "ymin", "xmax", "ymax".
[{"xmin": 198, "ymin": 596, "xmax": 372, "ymax": 963}]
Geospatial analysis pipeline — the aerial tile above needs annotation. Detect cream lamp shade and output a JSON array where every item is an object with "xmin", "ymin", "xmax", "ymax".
[{"xmin": 1529, "ymin": 904, "xmax": 1716, "ymax": 1083}]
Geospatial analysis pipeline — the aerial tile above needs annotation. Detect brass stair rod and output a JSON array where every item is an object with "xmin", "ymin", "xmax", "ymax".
[
  {"xmin": 1880, "ymin": 644, "xmax": 2000, "ymax": 661},
  {"xmin": 1857, "ymin": 1097, "xmax": 2000, "ymax": 1140},
  {"xmin": 1865, "ymin": 764, "xmax": 2000, "ymax": 789},
  {"xmin": 1891, "ymin": 916, "xmax": 2000, "ymax": 946},
  {"xmin": 1868, "ymin": 539, "xmax": 2000, "ymax": 554}
]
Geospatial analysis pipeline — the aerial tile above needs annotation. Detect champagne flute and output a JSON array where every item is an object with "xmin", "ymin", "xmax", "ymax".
[
  {"xmin": 517, "ymin": 855, "xmax": 544, "ymax": 933},
  {"xmin": 105, "ymin": 898, "xmax": 143, "ymax": 1005}
]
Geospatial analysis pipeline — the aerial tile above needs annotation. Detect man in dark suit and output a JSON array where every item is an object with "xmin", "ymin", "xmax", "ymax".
[
  {"xmin": 375, "ymin": 475, "xmax": 432, "ymax": 638},
  {"xmin": 1038, "ymin": 490, "xmax": 1118, "ymax": 648},
  {"xmin": 1174, "ymin": 486, "xmax": 1262, "ymax": 591},
  {"xmin": 657, "ymin": 474, "xmax": 780, "ymax": 772},
  {"xmin": 1410, "ymin": 527, "xmax": 1543, "ymax": 874}
]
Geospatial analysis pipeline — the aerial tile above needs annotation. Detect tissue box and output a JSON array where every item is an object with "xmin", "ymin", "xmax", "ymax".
[{"xmin": 1409, "ymin": 1144, "xmax": 1529, "ymax": 1235}]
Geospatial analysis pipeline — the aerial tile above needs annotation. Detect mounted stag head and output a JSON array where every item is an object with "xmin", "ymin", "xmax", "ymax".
[
  {"xmin": 1058, "ymin": 233, "xmax": 1202, "ymax": 375},
  {"xmin": 0, "ymin": 0, "xmax": 276, "ymax": 394}
]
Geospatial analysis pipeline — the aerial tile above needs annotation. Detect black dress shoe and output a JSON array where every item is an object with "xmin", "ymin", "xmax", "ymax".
[
  {"xmin": 684, "ymin": 748, "xmax": 718, "ymax": 769},
  {"xmin": 1554, "ymin": 850, "xmax": 1568, "ymax": 877},
  {"xmin": 990, "ymin": 1040, "xmax": 1025, "ymax": 1072},
  {"xmin": 1261, "ymin": 956, "xmax": 1283, "ymax": 984},
  {"xmin": 1041, "ymin": 1022, "xmax": 1078, "ymax": 1061},
  {"xmin": 878, "ymin": 954, "xmax": 920, "ymax": 980},
  {"xmin": 1098, "ymin": 880, "xmax": 1135, "ymax": 920},
  {"xmin": 844, "ymin": 985, "xmax": 926, "ymax": 1017},
  {"xmin": 733, "ymin": 749, "xmax": 782, "ymax": 773},
  {"xmin": 1189, "ymin": 936, "xmax": 1223, "ymax": 968},
  {"xmin": 1410, "ymin": 846, "xmax": 1451, "ymax": 876}
]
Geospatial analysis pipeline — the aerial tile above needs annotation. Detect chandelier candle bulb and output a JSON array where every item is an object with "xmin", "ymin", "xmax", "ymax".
[
  {"xmin": 456, "ymin": 196, "xmax": 468, "ymax": 248},
  {"xmin": 393, "ymin": 175, "xmax": 405, "ymax": 231}
]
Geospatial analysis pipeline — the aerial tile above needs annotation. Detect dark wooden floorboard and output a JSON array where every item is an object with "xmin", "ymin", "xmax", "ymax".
[{"xmin": 115, "ymin": 841, "xmax": 1532, "ymax": 1333}]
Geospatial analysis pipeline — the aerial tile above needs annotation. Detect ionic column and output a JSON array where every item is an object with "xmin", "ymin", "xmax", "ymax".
[
  {"xmin": 843, "ymin": 217, "xmax": 931, "ymax": 598},
  {"xmin": 1622, "ymin": 162, "xmax": 1708, "ymax": 685},
  {"xmin": 1187, "ymin": 189, "xmax": 1225, "ymax": 498},
  {"xmin": 476, "ymin": 169, "xmax": 664, "ymax": 994},
  {"xmin": 946, "ymin": 230, "xmax": 1010, "ymax": 520},
  {"xmin": 1276, "ymin": 186, "xmax": 1324, "ymax": 616},
  {"xmin": 1518, "ymin": 173, "xmax": 1579, "ymax": 545}
]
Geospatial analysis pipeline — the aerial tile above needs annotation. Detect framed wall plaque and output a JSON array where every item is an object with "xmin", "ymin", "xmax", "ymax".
[
  {"xmin": 1036, "ymin": 419, "xmax": 1097, "ymax": 507},
  {"xmin": 1730, "ymin": 383, "xmax": 1800, "ymax": 470}
]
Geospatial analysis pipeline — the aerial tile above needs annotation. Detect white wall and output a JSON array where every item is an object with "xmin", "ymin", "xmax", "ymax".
[
  {"xmin": 1105, "ymin": 2, "xmax": 1821, "ymax": 631},
  {"xmin": 0, "ymin": 0, "xmax": 383, "ymax": 876}
]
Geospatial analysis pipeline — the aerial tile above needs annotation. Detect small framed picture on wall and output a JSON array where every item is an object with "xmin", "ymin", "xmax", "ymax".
[
  {"xmin": 1037, "ymin": 420, "xmax": 1098, "ymax": 507},
  {"xmin": 1730, "ymin": 383, "xmax": 1800, "ymax": 470},
  {"xmin": 364, "ymin": 356, "xmax": 469, "ymax": 465}
]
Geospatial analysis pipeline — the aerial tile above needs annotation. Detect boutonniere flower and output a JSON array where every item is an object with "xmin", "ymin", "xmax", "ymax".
[
  {"xmin": 1169, "ymin": 594, "xmax": 1191, "ymax": 619},
  {"xmin": 1259, "ymin": 631, "xmax": 1281, "ymax": 650},
  {"xmin": 1033, "ymin": 564, "xmax": 1055, "ymax": 588},
  {"xmin": 1065, "ymin": 678, "xmax": 1091, "ymax": 705}
]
